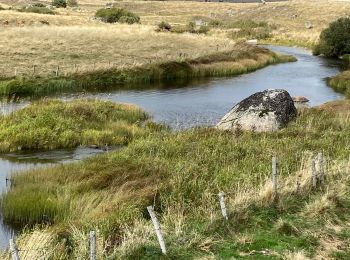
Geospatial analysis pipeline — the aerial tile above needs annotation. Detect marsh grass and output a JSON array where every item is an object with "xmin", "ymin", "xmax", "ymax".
[
  {"xmin": 0, "ymin": 99, "xmax": 152, "ymax": 152},
  {"xmin": 328, "ymin": 70, "xmax": 350, "ymax": 97},
  {"xmin": 0, "ymin": 44, "xmax": 295, "ymax": 98},
  {"xmin": 3, "ymin": 100, "xmax": 350, "ymax": 258}
]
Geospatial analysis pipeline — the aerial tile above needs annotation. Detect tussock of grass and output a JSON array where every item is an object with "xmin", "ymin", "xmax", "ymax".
[
  {"xmin": 0, "ymin": 44, "xmax": 295, "ymax": 98},
  {"xmin": 18, "ymin": 6, "xmax": 55, "ymax": 15},
  {"xmin": 0, "ymin": 99, "xmax": 151, "ymax": 152},
  {"xmin": 3, "ymin": 100, "xmax": 350, "ymax": 258},
  {"xmin": 328, "ymin": 70, "xmax": 350, "ymax": 97}
]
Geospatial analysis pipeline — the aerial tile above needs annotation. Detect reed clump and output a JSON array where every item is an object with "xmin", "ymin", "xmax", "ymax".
[
  {"xmin": 0, "ymin": 99, "xmax": 153, "ymax": 152},
  {"xmin": 328, "ymin": 70, "xmax": 350, "ymax": 97},
  {"xmin": 3, "ymin": 100, "xmax": 350, "ymax": 258}
]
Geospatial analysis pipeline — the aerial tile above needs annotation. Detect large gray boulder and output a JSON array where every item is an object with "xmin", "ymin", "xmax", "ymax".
[{"xmin": 216, "ymin": 89, "xmax": 297, "ymax": 132}]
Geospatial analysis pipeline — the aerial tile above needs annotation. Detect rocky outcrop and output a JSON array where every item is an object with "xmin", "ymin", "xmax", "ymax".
[{"xmin": 216, "ymin": 89, "xmax": 297, "ymax": 132}]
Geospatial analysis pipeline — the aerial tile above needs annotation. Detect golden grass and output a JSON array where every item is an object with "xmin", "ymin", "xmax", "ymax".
[
  {"xmin": 0, "ymin": 24, "xmax": 235, "ymax": 77},
  {"xmin": 110, "ymin": 0, "xmax": 350, "ymax": 47}
]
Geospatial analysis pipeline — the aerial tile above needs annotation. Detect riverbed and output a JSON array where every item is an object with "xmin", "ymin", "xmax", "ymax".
[{"xmin": 0, "ymin": 45, "xmax": 345, "ymax": 249}]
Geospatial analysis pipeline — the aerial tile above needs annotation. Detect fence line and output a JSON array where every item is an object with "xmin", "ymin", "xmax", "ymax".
[
  {"xmin": 6, "ymin": 152, "xmax": 329, "ymax": 258},
  {"xmin": 0, "ymin": 52, "xmax": 196, "ymax": 79}
]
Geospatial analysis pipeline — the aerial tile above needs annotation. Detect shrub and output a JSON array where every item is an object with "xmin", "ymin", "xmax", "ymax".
[
  {"xmin": 208, "ymin": 19, "xmax": 222, "ymax": 28},
  {"xmin": 19, "ymin": 6, "xmax": 55, "ymax": 15},
  {"xmin": 32, "ymin": 3, "xmax": 46, "ymax": 7},
  {"xmin": 0, "ymin": 5, "xmax": 4, "ymax": 10},
  {"xmin": 157, "ymin": 21, "xmax": 172, "ymax": 31},
  {"xmin": 67, "ymin": 0, "xmax": 78, "ymax": 7},
  {"xmin": 52, "ymin": 0, "xmax": 66, "ymax": 8},
  {"xmin": 313, "ymin": 17, "xmax": 350, "ymax": 57},
  {"xmin": 95, "ymin": 8, "xmax": 140, "ymax": 24},
  {"xmin": 187, "ymin": 21, "xmax": 209, "ymax": 34}
]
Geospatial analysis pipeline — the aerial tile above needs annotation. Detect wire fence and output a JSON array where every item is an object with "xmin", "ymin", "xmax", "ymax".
[
  {"xmin": 0, "ymin": 52, "xmax": 196, "ymax": 79},
  {"xmin": 7, "ymin": 152, "xmax": 329, "ymax": 259}
]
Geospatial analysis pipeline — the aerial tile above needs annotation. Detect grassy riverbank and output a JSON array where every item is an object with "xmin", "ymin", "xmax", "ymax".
[
  {"xmin": 0, "ymin": 99, "xmax": 153, "ymax": 152},
  {"xmin": 328, "ymin": 70, "xmax": 350, "ymax": 98},
  {"xmin": 0, "ymin": 44, "xmax": 295, "ymax": 98},
  {"xmin": 3, "ymin": 100, "xmax": 350, "ymax": 259}
]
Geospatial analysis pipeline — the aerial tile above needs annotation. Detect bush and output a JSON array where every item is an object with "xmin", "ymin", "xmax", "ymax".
[
  {"xmin": 157, "ymin": 21, "xmax": 172, "ymax": 31},
  {"xmin": 208, "ymin": 19, "xmax": 222, "ymax": 28},
  {"xmin": 229, "ymin": 27, "xmax": 271, "ymax": 40},
  {"xmin": 52, "ymin": 0, "xmax": 66, "ymax": 8},
  {"xmin": 313, "ymin": 17, "xmax": 350, "ymax": 57},
  {"xmin": 95, "ymin": 8, "xmax": 140, "ymax": 24},
  {"xmin": 0, "ymin": 5, "xmax": 4, "ymax": 10},
  {"xmin": 67, "ymin": 0, "xmax": 78, "ymax": 7},
  {"xmin": 19, "ymin": 6, "xmax": 55, "ymax": 15},
  {"xmin": 187, "ymin": 21, "xmax": 209, "ymax": 34},
  {"xmin": 32, "ymin": 3, "xmax": 46, "ymax": 7}
]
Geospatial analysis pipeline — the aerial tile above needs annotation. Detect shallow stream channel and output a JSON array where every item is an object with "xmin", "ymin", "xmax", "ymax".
[{"xmin": 0, "ymin": 45, "xmax": 346, "ymax": 249}]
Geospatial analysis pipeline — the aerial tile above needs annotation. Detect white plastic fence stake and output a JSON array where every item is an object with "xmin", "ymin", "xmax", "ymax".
[
  {"xmin": 89, "ymin": 231, "xmax": 96, "ymax": 260},
  {"xmin": 147, "ymin": 206, "xmax": 166, "ymax": 255},
  {"xmin": 9, "ymin": 239, "xmax": 20, "ymax": 260},
  {"xmin": 312, "ymin": 159, "xmax": 317, "ymax": 188},
  {"xmin": 272, "ymin": 156, "xmax": 278, "ymax": 200},
  {"xmin": 218, "ymin": 192, "xmax": 228, "ymax": 220},
  {"xmin": 318, "ymin": 152, "xmax": 324, "ymax": 184}
]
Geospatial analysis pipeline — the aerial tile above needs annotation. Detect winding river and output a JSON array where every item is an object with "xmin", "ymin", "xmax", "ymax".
[{"xmin": 0, "ymin": 45, "xmax": 345, "ymax": 249}]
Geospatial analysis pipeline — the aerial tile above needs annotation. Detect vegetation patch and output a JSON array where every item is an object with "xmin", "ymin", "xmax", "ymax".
[
  {"xmin": 18, "ymin": 6, "xmax": 55, "ymax": 15},
  {"xmin": 0, "ymin": 45, "xmax": 295, "ymax": 99},
  {"xmin": 328, "ymin": 70, "xmax": 350, "ymax": 97},
  {"xmin": 95, "ymin": 8, "xmax": 140, "ymax": 24},
  {"xmin": 52, "ymin": 0, "xmax": 67, "ymax": 8},
  {"xmin": 3, "ymin": 100, "xmax": 350, "ymax": 258},
  {"xmin": 313, "ymin": 17, "xmax": 350, "ymax": 57},
  {"xmin": 0, "ymin": 99, "xmax": 152, "ymax": 152}
]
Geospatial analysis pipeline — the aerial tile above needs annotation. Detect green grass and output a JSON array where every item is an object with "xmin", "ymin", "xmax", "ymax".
[
  {"xmin": 328, "ymin": 70, "xmax": 350, "ymax": 97},
  {"xmin": 0, "ymin": 99, "xmax": 154, "ymax": 152},
  {"xmin": 0, "ymin": 45, "xmax": 295, "ymax": 99},
  {"xmin": 3, "ymin": 100, "xmax": 350, "ymax": 258}
]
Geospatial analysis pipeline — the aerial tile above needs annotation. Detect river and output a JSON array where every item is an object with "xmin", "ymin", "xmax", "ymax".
[{"xmin": 0, "ymin": 45, "xmax": 345, "ymax": 249}]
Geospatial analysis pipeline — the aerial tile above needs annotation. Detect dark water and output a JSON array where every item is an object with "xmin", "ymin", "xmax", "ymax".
[
  {"xmin": 64, "ymin": 45, "xmax": 343, "ymax": 129},
  {"xmin": 0, "ymin": 45, "xmax": 345, "ymax": 249},
  {"xmin": 0, "ymin": 147, "xmax": 105, "ymax": 249}
]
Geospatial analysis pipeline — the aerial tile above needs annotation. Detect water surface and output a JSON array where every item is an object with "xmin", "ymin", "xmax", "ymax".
[
  {"xmin": 0, "ymin": 45, "xmax": 345, "ymax": 249},
  {"xmin": 69, "ymin": 45, "xmax": 344, "ymax": 129}
]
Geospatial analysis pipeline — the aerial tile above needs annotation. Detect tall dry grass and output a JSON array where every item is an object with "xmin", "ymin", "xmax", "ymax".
[{"xmin": 0, "ymin": 24, "xmax": 235, "ymax": 77}]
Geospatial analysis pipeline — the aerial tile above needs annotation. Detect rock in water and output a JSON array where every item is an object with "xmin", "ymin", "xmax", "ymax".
[{"xmin": 216, "ymin": 89, "xmax": 297, "ymax": 132}]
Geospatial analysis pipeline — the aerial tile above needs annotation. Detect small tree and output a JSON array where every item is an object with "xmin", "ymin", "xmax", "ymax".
[
  {"xmin": 52, "ymin": 0, "xmax": 67, "ymax": 8},
  {"xmin": 313, "ymin": 17, "xmax": 350, "ymax": 57}
]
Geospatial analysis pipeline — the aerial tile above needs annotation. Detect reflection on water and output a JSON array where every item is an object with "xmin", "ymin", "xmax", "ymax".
[
  {"xmin": 76, "ymin": 45, "xmax": 344, "ymax": 129},
  {"xmin": 0, "ymin": 147, "xmax": 105, "ymax": 249}
]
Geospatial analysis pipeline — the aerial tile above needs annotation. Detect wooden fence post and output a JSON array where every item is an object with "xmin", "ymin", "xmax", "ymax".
[
  {"xmin": 89, "ymin": 231, "xmax": 96, "ymax": 260},
  {"xmin": 272, "ymin": 156, "xmax": 278, "ymax": 200},
  {"xmin": 9, "ymin": 238, "xmax": 20, "ymax": 260},
  {"xmin": 318, "ymin": 152, "xmax": 324, "ymax": 184},
  {"xmin": 218, "ymin": 192, "xmax": 228, "ymax": 220},
  {"xmin": 147, "ymin": 206, "xmax": 166, "ymax": 255},
  {"xmin": 55, "ymin": 65, "xmax": 60, "ymax": 77},
  {"xmin": 311, "ymin": 159, "xmax": 317, "ymax": 188}
]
